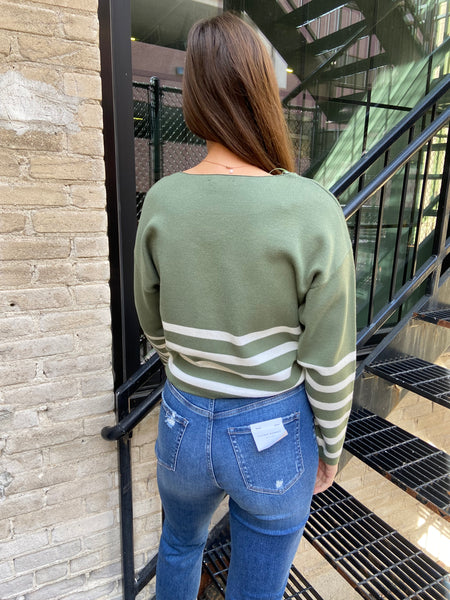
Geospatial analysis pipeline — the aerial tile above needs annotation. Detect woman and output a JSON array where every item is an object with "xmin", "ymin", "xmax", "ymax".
[{"xmin": 134, "ymin": 12, "xmax": 355, "ymax": 600}]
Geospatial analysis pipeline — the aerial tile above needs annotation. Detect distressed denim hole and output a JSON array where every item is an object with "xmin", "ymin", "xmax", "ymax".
[{"xmin": 155, "ymin": 399, "xmax": 189, "ymax": 471}]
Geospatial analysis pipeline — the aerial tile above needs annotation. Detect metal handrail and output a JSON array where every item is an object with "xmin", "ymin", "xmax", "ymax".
[
  {"xmin": 101, "ymin": 383, "xmax": 163, "ymax": 441},
  {"xmin": 101, "ymin": 353, "xmax": 163, "ymax": 441},
  {"xmin": 332, "ymin": 74, "xmax": 450, "ymax": 197},
  {"xmin": 356, "ymin": 241, "xmax": 449, "ymax": 351},
  {"xmin": 339, "ymin": 77, "xmax": 450, "ymax": 344},
  {"xmin": 343, "ymin": 106, "xmax": 450, "ymax": 219},
  {"xmin": 100, "ymin": 352, "xmax": 165, "ymax": 599}
]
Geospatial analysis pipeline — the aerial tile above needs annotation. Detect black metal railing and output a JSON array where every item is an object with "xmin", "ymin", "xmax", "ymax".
[
  {"xmin": 104, "ymin": 76, "xmax": 450, "ymax": 600},
  {"xmin": 334, "ymin": 75, "xmax": 450, "ymax": 346},
  {"xmin": 101, "ymin": 354, "xmax": 165, "ymax": 599},
  {"xmin": 331, "ymin": 75, "xmax": 450, "ymax": 198}
]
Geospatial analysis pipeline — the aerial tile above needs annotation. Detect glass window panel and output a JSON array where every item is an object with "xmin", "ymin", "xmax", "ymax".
[{"xmin": 130, "ymin": 0, "xmax": 449, "ymax": 338}]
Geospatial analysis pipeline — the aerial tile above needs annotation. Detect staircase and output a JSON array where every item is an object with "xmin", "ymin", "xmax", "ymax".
[
  {"xmin": 231, "ymin": 0, "xmax": 448, "ymax": 184},
  {"xmin": 239, "ymin": 0, "xmax": 426, "ymax": 113},
  {"xmin": 200, "ymin": 277, "xmax": 450, "ymax": 599}
]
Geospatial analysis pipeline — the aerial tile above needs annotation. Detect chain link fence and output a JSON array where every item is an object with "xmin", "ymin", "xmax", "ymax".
[
  {"xmin": 133, "ymin": 79, "xmax": 206, "ymax": 219},
  {"xmin": 133, "ymin": 78, "xmax": 327, "ymax": 216},
  {"xmin": 133, "ymin": 82, "xmax": 153, "ymax": 219}
]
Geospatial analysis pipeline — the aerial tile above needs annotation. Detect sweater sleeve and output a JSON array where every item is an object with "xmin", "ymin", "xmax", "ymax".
[
  {"xmin": 134, "ymin": 218, "xmax": 169, "ymax": 366},
  {"xmin": 297, "ymin": 249, "xmax": 356, "ymax": 465}
]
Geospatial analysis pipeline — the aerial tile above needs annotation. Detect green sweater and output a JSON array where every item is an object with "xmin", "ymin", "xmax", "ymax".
[{"xmin": 134, "ymin": 172, "xmax": 356, "ymax": 465}]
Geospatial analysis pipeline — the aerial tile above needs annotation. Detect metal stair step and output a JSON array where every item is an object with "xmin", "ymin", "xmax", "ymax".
[
  {"xmin": 366, "ymin": 356, "xmax": 450, "ymax": 409},
  {"xmin": 280, "ymin": 0, "xmax": 347, "ymax": 29},
  {"xmin": 304, "ymin": 483, "xmax": 450, "ymax": 599},
  {"xmin": 344, "ymin": 408, "xmax": 450, "ymax": 520},
  {"xmin": 317, "ymin": 52, "xmax": 389, "ymax": 82},
  {"xmin": 307, "ymin": 21, "xmax": 367, "ymax": 56},
  {"xmin": 413, "ymin": 308, "xmax": 450, "ymax": 329},
  {"xmin": 201, "ymin": 526, "xmax": 324, "ymax": 599},
  {"xmin": 316, "ymin": 92, "xmax": 367, "ymax": 123}
]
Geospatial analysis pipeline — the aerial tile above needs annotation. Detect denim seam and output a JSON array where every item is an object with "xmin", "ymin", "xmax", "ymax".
[
  {"xmin": 167, "ymin": 380, "xmax": 306, "ymax": 419},
  {"xmin": 206, "ymin": 403, "xmax": 221, "ymax": 488},
  {"xmin": 167, "ymin": 381, "xmax": 212, "ymax": 417}
]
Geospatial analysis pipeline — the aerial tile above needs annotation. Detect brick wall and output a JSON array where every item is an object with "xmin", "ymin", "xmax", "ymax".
[{"xmin": 0, "ymin": 2, "xmax": 163, "ymax": 599}]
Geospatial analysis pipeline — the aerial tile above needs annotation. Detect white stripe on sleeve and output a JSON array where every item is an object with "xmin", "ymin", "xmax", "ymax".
[{"xmin": 297, "ymin": 351, "xmax": 356, "ymax": 376}]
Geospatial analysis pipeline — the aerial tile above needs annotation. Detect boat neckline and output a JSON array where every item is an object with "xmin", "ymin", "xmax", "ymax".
[{"xmin": 179, "ymin": 170, "xmax": 293, "ymax": 178}]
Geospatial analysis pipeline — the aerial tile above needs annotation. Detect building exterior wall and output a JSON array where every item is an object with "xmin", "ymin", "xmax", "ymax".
[{"xmin": 0, "ymin": 2, "xmax": 159, "ymax": 598}]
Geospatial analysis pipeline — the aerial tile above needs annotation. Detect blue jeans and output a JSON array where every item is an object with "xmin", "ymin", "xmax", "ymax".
[{"xmin": 155, "ymin": 380, "xmax": 319, "ymax": 600}]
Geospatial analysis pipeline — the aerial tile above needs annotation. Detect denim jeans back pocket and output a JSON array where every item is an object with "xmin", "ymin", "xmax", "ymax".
[
  {"xmin": 155, "ymin": 399, "xmax": 189, "ymax": 471},
  {"xmin": 228, "ymin": 412, "xmax": 304, "ymax": 494}
]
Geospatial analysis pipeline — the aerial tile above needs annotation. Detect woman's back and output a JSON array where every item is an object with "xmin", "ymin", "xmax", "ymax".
[{"xmin": 134, "ymin": 171, "xmax": 354, "ymax": 408}]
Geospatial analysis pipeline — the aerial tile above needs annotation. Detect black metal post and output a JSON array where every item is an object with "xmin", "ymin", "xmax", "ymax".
[
  {"xmin": 151, "ymin": 77, "xmax": 163, "ymax": 184},
  {"xmin": 118, "ymin": 436, "xmax": 136, "ymax": 600},
  {"xmin": 98, "ymin": 0, "xmax": 140, "ymax": 388},
  {"xmin": 389, "ymin": 126, "xmax": 415, "ymax": 302},
  {"xmin": 368, "ymin": 150, "xmax": 390, "ymax": 323},
  {"xmin": 98, "ymin": 1, "xmax": 141, "ymax": 597},
  {"xmin": 428, "ymin": 130, "xmax": 450, "ymax": 295},
  {"xmin": 147, "ymin": 83, "xmax": 152, "ymax": 195},
  {"xmin": 410, "ymin": 138, "xmax": 432, "ymax": 278}
]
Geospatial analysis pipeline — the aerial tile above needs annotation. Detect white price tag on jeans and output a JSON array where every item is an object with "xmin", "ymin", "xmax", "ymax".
[{"xmin": 250, "ymin": 417, "xmax": 288, "ymax": 452}]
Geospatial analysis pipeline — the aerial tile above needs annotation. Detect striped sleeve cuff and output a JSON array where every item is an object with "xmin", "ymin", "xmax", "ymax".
[
  {"xmin": 145, "ymin": 334, "xmax": 169, "ymax": 366},
  {"xmin": 299, "ymin": 351, "xmax": 355, "ymax": 465}
]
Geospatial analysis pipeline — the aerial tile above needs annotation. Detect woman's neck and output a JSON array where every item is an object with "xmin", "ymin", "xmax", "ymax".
[{"xmin": 184, "ymin": 141, "xmax": 271, "ymax": 176}]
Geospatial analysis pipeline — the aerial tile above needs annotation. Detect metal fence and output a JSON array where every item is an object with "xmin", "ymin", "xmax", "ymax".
[
  {"xmin": 133, "ymin": 77, "xmax": 323, "ymax": 214},
  {"xmin": 133, "ymin": 78, "xmax": 206, "ymax": 218}
]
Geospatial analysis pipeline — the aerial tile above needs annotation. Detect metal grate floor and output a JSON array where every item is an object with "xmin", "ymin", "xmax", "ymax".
[
  {"xmin": 414, "ymin": 308, "xmax": 450, "ymax": 328},
  {"xmin": 344, "ymin": 408, "xmax": 450, "ymax": 520},
  {"xmin": 201, "ymin": 530, "xmax": 324, "ymax": 600},
  {"xmin": 367, "ymin": 356, "xmax": 450, "ymax": 409},
  {"xmin": 304, "ymin": 483, "xmax": 450, "ymax": 600}
]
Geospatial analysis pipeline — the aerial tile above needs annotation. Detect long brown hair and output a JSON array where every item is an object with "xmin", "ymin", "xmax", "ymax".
[{"xmin": 183, "ymin": 12, "xmax": 295, "ymax": 173}]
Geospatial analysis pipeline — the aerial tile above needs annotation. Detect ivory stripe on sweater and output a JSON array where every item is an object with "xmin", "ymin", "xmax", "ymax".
[
  {"xmin": 316, "ymin": 439, "xmax": 342, "ymax": 459},
  {"xmin": 166, "ymin": 340, "xmax": 298, "ymax": 366},
  {"xmin": 314, "ymin": 409, "xmax": 352, "ymax": 429},
  {"xmin": 169, "ymin": 358, "xmax": 305, "ymax": 398},
  {"xmin": 297, "ymin": 351, "xmax": 355, "ymax": 376},
  {"xmin": 322, "ymin": 429, "xmax": 347, "ymax": 445},
  {"xmin": 148, "ymin": 341, "xmax": 168, "ymax": 351},
  {"xmin": 146, "ymin": 334, "xmax": 165, "ymax": 342},
  {"xmin": 307, "ymin": 392, "xmax": 353, "ymax": 411},
  {"xmin": 179, "ymin": 354, "xmax": 297, "ymax": 382},
  {"xmin": 305, "ymin": 371, "xmax": 355, "ymax": 393},
  {"xmin": 163, "ymin": 321, "xmax": 301, "ymax": 345}
]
